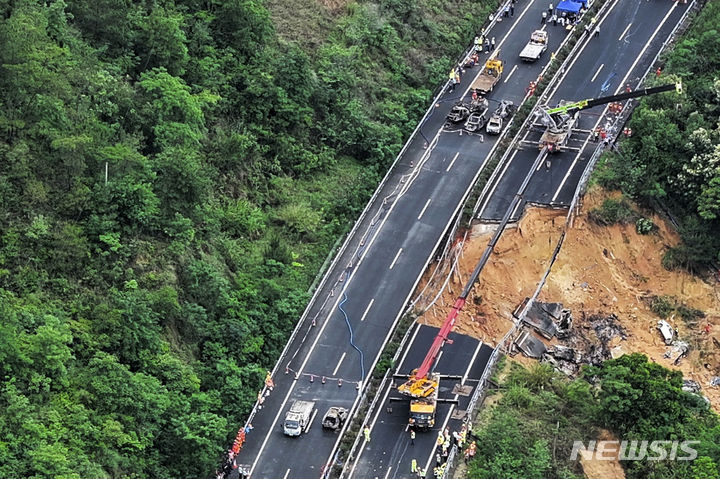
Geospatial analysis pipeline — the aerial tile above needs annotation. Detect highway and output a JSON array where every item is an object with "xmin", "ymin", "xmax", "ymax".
[
  {"xmin": 477, "ymin": 0, "xmax": 691, "ymax": 221},
  {"xmin": 347, "ymin": 325, "xmax": 493, "ymax": 478},
  {"xmin": 230, "ymin": 0, "xmax": 691, "ymax": 476},
  {"xmin": 344, "ymin": 0, "xmax": 690, "ymax": 476},
  {"xmin": 229, "ymin": 0, "xmax": 567, "ymax": 476}
]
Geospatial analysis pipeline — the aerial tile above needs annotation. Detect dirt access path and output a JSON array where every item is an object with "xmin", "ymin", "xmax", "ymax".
[{"xmin": 416, "ymin": 187, "xmax": 720, "ymax": 409}]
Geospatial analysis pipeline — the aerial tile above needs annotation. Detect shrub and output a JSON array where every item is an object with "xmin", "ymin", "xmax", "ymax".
[
  {"xmin": 588, "ymin": 198, "xmax": 637, "ymax": 225},
  {"xmin": 635, "ymin": 217, "xmax": 655, "ymax": 234}
]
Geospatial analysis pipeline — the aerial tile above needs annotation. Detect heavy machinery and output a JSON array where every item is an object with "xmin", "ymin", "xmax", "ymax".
[
  {"xmin": 397, "ymin": 298, "xmax": 467, "ymax": 428},
  {"xmin": 538, "ymin": 81, "xmax": 681, "ymax": 152},
  {"xmin": 471, "ymin": 52, "xmax": 504, "ymax": 95},
  {"xmin": 408, "ymin": 372, "xmax": 440, "ymax": 430}
]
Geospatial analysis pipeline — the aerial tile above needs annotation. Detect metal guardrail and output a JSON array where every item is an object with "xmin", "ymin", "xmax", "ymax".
[
  {"xmin": 469, "ymin": 0, "xmax": 608, "ymax": 219},
  {"xmin": 229, "ymin": 4, "xmax": 501, "ymax": 453},
  {"xmin": 440, "ymin": 1, "xmax": 699, "ymax": 477}
]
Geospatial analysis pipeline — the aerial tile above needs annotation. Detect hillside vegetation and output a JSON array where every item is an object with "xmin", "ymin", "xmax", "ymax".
[
  {"xmin": 466, "ymin": 357, "xmax": 720, "ymax": 479},
  {"xmin": 594, "ymin": 0, "xmax": 720, "ymax": 271},
  {"xmin": 0, "ymin": 0, "xmax": 496, "ymax": 477}
]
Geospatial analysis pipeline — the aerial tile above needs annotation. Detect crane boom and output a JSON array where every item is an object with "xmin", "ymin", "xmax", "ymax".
[
  {"xmin": 398, "ymin": 81, "xmax": 683, "ymax": 402},
  {"xmin": 546, "ymin": 82, "xmax": 681, "ymax": 115}
]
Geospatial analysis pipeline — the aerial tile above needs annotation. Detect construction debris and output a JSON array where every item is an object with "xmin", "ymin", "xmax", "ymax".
[
  {"xmin": 657, "ymin": 320, "xmax": 674, "ymax": 345},
  {"xmin": 517, "ymin": 300, "xmax": 565, "ymax": 339},
  {"xmin": 514, "ymin": 330, "xmax": 548, "ymax": 358},
  {"xmin": 543, "ymin": 313, "xmax": 628, "ymax": 376},
  {"xmin": 663, "ymin": 341, "xmax": 689, "ymax": 365},
  {"xmin": 683, "ymin": 379, "xmax": 701, "ymax": 394}
]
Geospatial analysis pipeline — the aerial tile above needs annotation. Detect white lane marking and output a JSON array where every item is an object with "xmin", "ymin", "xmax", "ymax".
[
  {"xmin": 283, "ymin": 469, "xmax": 291, "ymax": 479},
  {"xmin": 620, "ymin": 4, "xmax": 677, "ymax": 93},
  {"xmin": 417, "ymin": 198, "xmax": 432, "ymax": 220},
  {"xmin": 389, "ymin": 248, "xmax": 403, "ymax": 270},
  {"xmin": 495, "ymin": 0, "xmax": 539, "ymax": 52},
  {"xmin": 332, "ymin": 352, "xmax": 347, "ymax": 376},
  {"xmin": 435, "ymin": 350, "xmax": 444, "ymax": 366},
  {"xmin": 540, "ymin": 23, "xmax": 547, "ymax": 32},
  {"xmin": 535, "ymin": 155, "xmax": 546, "ymax": 172},
  {"xmin": 545, "ymin": 0, "xmax": 624, "ymax": 100},
  {"xmin": 478, "ymin": 149, "xmax": 520, "ymax": 217},
  {"xmin": 463, "ymin": 341, "xmax": 484, "ymax": 384},
  {"xmin": 306, "ymin": 408, "xmax": 318, "ymax": 433},
  {"xmin": 503, "ymin": 65, "xmax": 518, "ymax": 84},
  {"xmin": 397, "ymin": 324, "xmax": 422, "ymax": 371},
  {"xmin": 552, "ymin": 4, "xmax": 678, "ymax": 203},
  {"xmin": 618, "ymin": 22, "xmax": 632, "ymax": 41},
  {"xmin": 348, "ymin": 368, "xmax": 397, "ymax": 477},
  {"xmin": 552, "ymin": 138, "xmax": 591, "ymax": 202},
  {"xmin": 446, "ymin": 152, "xmax": 460, "ymax": 172},
  {"xmin": 383, "ymin": 466, "xmax": 393, "ymax": 479},
  {"xmin": 360, "ymin": 299, "xmax": 374, "ymax": 322},
  {"xmin": 591, "ymin": 63, "xmax": 604, "ymax": 82}
]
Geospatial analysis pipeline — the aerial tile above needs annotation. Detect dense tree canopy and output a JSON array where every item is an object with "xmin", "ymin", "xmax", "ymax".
[
  {"xmin": 468, "ymin": 356, "xmax": 720, "ymax": 479},
  {"xmin": 594, "ymin": 0, "xmax": 720, "ymax": 270},
  {"xmin": 0, "ymin": 0, "xmax": 497, "ymax": 477}
]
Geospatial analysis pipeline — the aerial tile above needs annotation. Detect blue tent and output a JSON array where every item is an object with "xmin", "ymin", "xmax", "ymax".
[{"xmin": 556, "ymin": 0, "xmax": 583, "ymax": 13}]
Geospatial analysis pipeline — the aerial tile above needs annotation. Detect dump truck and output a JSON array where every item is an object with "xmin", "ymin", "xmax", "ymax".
[
  {"xmin": 519, "ymin": 30, "xmax": 548, "ymax": 62},
  {"xmin": 407, "ymin": 372, "xmax": 440, "ymax": 430},
  {"xmin": 283, "ymin": 400, "xmax": 316, "ymax": 436},
  {"xmin": 471, "ymin": 54, "xmax": 503, "ymax": 96}
]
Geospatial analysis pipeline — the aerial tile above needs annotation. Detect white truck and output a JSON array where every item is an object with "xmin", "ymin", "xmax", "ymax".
[
  {"xmin": 519, "ymin": 30, "xmax": 548, "ymax": 62},
  {"xmin": 283, "ymin": 400, "xmax": 316, "ymax": 436}
]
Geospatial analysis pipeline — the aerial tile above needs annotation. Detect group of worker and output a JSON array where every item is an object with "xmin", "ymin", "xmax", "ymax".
[{"xmin": 411, "ymin": 424, "xmax": 471, "ymax": 477}]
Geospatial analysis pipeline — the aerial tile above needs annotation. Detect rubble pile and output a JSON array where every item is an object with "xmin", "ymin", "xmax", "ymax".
[{"xmin": 544, "ymin": 314, "xmax": 628, "ymax": 376}]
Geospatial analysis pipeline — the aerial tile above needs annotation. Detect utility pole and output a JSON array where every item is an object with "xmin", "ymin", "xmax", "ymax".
[{"xmin": 105, "ymin": 162, "xmax": 108, "ymax": 185}]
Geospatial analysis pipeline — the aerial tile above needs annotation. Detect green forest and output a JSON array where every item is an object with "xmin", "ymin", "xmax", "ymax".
[
  {"xmin": 594, "ymin": 0, "xmax": 720, "ymax": 270},
  {"xmin": 0, "ymin": 0, "xmax": 497, "ymax": 477},
  {"xmin": 467, "ymin": 355, "xmax": 720, "ymax": 479}
]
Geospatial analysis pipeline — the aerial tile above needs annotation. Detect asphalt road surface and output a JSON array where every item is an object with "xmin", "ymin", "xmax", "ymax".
[
  {"xmin": 347, "ymin": 325, "xmax": 493, "ymax": 479},
  {"xmin": 477, "ymin": 0, "xmax": 690, "ymax": 221},
  {"xmin": 230, "ymin": 0, "xmax": 573, "ymax": 476}
]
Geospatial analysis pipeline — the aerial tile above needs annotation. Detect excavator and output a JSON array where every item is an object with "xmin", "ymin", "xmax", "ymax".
[{"xmin": 537, "ymin": 81, "xmax": 682, "ymax": 152}]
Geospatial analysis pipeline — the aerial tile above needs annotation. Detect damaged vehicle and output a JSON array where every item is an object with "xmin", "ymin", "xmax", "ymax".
[{"xmin": 321, "ymin": 407, "xmax": 348, "ymax": 430}]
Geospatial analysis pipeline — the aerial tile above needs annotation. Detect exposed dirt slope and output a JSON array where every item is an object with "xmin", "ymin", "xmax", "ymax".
[
  {"xmin": 579, "ymin": 430, "xmax": 627, "ymax": 479},
  {"xmin": 417, "ymin": 188, "xmax": 720, "ymax": 408}
]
